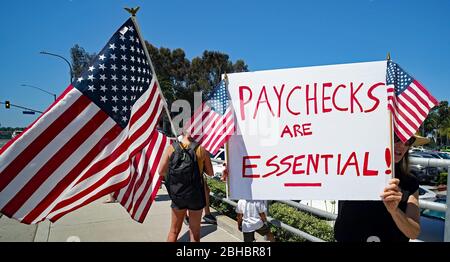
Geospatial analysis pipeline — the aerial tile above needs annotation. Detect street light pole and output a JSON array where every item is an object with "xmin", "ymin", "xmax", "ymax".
[
  {"xmin": 21, "ymin": 84, "xmax": 57, "ymax": 102},
  {"xmin": 39, "ymin": 51, "xmax": 73, "ymax": 84}
]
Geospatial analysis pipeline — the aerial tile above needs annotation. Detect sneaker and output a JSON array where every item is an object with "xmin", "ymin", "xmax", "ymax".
[
  {"xmin": 183, "ymin": 216, "xmax": 189, "ymax": 226},
  {"xmin": 203, "ymin": 214, "xmax": 217, "ymax": 224}
]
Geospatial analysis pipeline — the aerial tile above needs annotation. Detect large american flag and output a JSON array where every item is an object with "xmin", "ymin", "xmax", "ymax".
[
  {"xmin": 0, "ymin": 18, "xmax": 164, "ymax": 224},
  {"xmin": 113, "ymin": 130, "xmax": 170, "ymax": 223},
  {"xmin": 185, "ymin": 80, "xmax": 235, "ymax": 155},
  {"xmin": 386, "ymin": 60, "xmax": 439, "ymax": 142}
]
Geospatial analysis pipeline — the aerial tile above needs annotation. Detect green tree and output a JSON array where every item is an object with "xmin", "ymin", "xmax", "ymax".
[
  {"xmin": 188, "ymin": 51, "xmax": 247, "ymax": 100},
  {"xmin": 144, "ymin": 44, "xmax": 249, "ymax": 134},
  {"xmin": 70, "ymin": 44, "xmax": 96, "ymax": 79},
  {"xmin": 422, "ymin": 100, "xmax": 450, "ymax": 147},
  {"xmin": 69, "ymin": 43, "xmax": 248, "ymax": 135}
]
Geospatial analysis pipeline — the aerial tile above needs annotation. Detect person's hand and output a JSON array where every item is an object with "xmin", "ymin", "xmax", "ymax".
[
  {"xmin": 221, "ymin": 163, "xmax": 229, "ymax": 181},
  {"xmin": 381, "ymin": 178, "xmax": 402, "ymax": 214}
]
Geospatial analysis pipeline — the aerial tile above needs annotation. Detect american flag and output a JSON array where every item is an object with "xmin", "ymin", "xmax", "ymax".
[
  {"xmin": 185, "ymin": 80, "xmax": 235, "ymax": 155},
  {"xmin": 0, "ymin": 18, "xmax": 164, "ymax": 224},
  {"xmin": 386, "ymin": 61, "xmax": 439, "ymax": 142},
  {"xmin": 113, "ymin": 130, "xmax": 170, "ymax": 223}
]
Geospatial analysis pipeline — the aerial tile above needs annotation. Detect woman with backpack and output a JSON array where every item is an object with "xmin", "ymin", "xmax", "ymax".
[{"xmin": 158, "ymin": 132, "xmax": 214, "ymax": 242}]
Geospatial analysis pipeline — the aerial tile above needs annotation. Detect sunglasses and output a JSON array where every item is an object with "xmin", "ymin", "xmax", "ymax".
[{"xmin": 394, "ymin": 135, "xmax": 416, "ymax": 146}]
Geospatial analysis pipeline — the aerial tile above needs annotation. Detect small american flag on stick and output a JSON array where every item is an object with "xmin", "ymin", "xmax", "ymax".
[
  {"xmin": 386, "ymin": 60, "xmax": 438, "ymax": 142},
  {"xmin": 186, "ymin": 80, "xmax": 235, "ymax": 155}
]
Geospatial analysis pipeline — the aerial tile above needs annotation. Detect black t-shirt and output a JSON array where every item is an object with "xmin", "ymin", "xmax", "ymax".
[{"xmin": 334, "ymin": 174, "xmax": 419, "ymax": 242}]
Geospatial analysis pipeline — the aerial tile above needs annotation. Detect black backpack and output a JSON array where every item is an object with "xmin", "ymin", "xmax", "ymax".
[{"xmin": 166, "ymin": 141, "xmax": 205, "ymax": 208}]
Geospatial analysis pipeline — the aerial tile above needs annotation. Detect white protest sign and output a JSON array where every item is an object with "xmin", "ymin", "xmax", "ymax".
[{"xmin": 227, "ymin": 61, "xmax": 392, "ymax": 200}]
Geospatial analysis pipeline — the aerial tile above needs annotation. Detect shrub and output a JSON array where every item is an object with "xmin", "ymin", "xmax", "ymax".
[
  {"xmin": 207, "ymin": 178, "xmax": 237, "ymax": 219},
  {"xmin": 438, "ymin": 172, "xmax": 448, "ymax": 185},
  {"xmin": 269, "ymin": 202, "xmax": 335, "ymax": 242},
  {"xmin": 206, "ymin": 178, "xmax": 335, "ymax": 242}
]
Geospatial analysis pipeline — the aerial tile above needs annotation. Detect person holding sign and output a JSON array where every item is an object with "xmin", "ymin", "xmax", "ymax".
[{"xmin": 334, "ymin": 134, "xmax": 428, "ymax": 242}]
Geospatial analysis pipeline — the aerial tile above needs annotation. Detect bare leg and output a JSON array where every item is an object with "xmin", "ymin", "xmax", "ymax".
[
  {"xmin": 103, "ymin": 194, "xmax": 116, "ymax": 203},
  {"xmin": 204, "ymin": 181, "xmax": 211, "ymax": 215},
  {"xmin": 167, "ymin": 208, "xmax": 187, "ymax": 242},
  {"xmin": 188, "ymin": 209, "xmax": 203, "ymax": 242},
  {"xmin": 266, "ymin": 232, "xmax": 275, "ymax": 242}
]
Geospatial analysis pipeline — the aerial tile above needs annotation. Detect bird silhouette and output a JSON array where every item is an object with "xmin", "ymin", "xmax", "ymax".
[{"xmin": 124, "ymin": 7, "xmax": 140, "ymax": 16}]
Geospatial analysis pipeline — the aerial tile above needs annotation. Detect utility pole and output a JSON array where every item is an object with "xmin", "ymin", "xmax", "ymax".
[{"xmin": 40, "ymin": 51, "xmax": 74, "ymax": 84}]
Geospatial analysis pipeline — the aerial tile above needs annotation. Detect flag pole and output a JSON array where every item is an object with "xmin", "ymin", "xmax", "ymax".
[
  {"xmin": 387, "ymin": 52, "xmax": 395, "ymax": 179},
  {"xmin": 223, "ymin": 73, "xmax": 231, "ymax": 197},
  {"xmin": 127, "ymin": 7, "xmax": 179, "ymax": 137}
]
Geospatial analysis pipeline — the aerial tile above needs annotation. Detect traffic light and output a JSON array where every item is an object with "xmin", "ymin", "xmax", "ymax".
[{"xmin": 5, "ymin": 101, "xmax": 10, "ymax": 109}]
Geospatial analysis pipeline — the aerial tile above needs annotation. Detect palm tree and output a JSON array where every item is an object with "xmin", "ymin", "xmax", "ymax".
[{"xmin": 438, "ymin": 116, "xmax": 450, "ymax": 146}]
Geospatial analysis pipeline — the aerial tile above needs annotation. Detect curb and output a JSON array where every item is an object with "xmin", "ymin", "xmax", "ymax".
[
  {"xmin": 216, "ymin": 215, "xmax": 267, "ymax": 242},
  {"xmin": 34, "ymin": 220, "xmax": 51, "ymax": 242}
]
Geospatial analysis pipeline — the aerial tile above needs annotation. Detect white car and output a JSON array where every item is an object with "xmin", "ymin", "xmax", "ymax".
[
  {"xmin": 211, "ymin": 147, "xmax": 225, "ymax": 179},
  {"xmin": 418, "ymin": 185, "xmax": 437, "ymax": 201}
]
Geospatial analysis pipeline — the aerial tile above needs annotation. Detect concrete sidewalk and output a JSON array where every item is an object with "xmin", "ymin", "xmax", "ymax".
[{"xmin": 2, "ymin": 187, "xmax": 239, "ymax": 242}]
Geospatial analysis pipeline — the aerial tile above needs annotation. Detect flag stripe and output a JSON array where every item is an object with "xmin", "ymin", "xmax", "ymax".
[
  {"xmin": 115, "ymin": 151, "xmax": 141, "ymax": 206},
  {"xmin": 129, "ymin": 82, "xmax": 158, "ymax": 127},
  {"xmin": 47, "ymin": 170, "xmax": 131, "ymax": 222},
  {"xmin": 188, "ymin": 106, "xmax": 211, "ymax": 138},
  {"xmin": 392, "ymin": 103, "xmax": 419, "ymax": 131},
  {"xmin": 0, "ymin": 102, "xmax": 101, "ymax": 210},
  {"xmin": 413, "ymin": 80, "xmax": 439, "ymax": 106},
  {"xmin": 396, "ymin": 97, "xmax": 424, "ymax": 125},
  {"xmin": 128, "ymin": 142, "xmax": 157, "ymax": 213},
  {"xmin": 27, "ymin": 127, "xmax": 127, "ymax": 223},
  {"xmin": 70, "ymin": 97, "xmax": 160, "ymax": 188},
  {"xmin": 112, "ymin": 130, "xmax": 169, "ymax": 222},
  {"xmin": 201, "ymin": 116, "xmax": 222, "ymax": 149},
  {"xmin": 128, "ymin": 96, "xmax": 162, "ymax": 157},
  {"xmin": 191, "ymin": 110, "xmax": 212, "ymax": 140},
  {"xmin": 193, "ymin": 111, "xmax": 220, "ymax": 144},
  {"xmin": 137, "ymin": 176, "xmax": 163, "ymax": 222},
  {"xmin": 50, "ymin": 161, "xmax": 130, "ymax": 214},
  {"xmin": 0, "ymin": 93, "xmax": 91, "ymax": 192},
  {"xmin": 124, "ymin": 132, "xmax": 159, "ymax": 211},
  {"xmin": 203, "ymin": 109, "xmax": 233, "ymax": 150},
  {"xmin": 59, "ymin": 114, "xmax": 162, "ymax": 216},
  {"xmin": 0, "ymin": 88, "xmax": 82, "ymax": 174},
  {"xmin": 394, "ymin": 125, "xmax": 408, "ymax": 142},
  {"xmin": 399, "ymin": 92, "xmax": 427, "ymax": 119},
  {"xmin": 393, "ymin": 108, "xmax": 416, "ymax": 138},
  {"xmin": 188, "ymin": 104, "xmax": 207, "ymax": 131},
  {"xmin": 208, "ymin": 115, "xmax": 235, "ymax": 154},
  {"xmin": 0, "ymin": 111, "xmax": 109, "ymax": 216},
  {"xmin": 0, "ymin": 85, "xmax": 74, "ymax": 156},
  {"xmin": 21, "ymin": 123, "xmax": 122, "ymax": 223},
  {"xmin": 131, "ymin": 133, "xmax": 166, "ymax": 218},
  {"xmin": 186, "ymin": 80, "xmax": 234, "ymax": 155},
  {"xmin": 402, "ymin": 88, "xmax": 430, "ymax": 118}
]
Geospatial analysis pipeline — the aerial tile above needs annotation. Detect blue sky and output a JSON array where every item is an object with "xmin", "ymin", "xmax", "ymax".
[{"xmin": 0, "ymin": 0, "xmax": 449, "ymax": 127}]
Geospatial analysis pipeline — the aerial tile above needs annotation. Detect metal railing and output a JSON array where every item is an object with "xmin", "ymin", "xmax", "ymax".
[
  {"xmin": 209, "ymin": 192, "xmax": 325, "ymax": 242},
  {"xmin": 208, "ymin": 157, "xmax": 449, "ymax": 242},
  {"xmin": 210, "ymin": 190, "xmax": 447, "ymax": 242},
  {"xmin": 207, "ymin": 166, "xmax": 448, "ymax": 242}
]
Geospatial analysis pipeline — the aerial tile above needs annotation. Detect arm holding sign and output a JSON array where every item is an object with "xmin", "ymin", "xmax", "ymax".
[
  {"xmin": 334, "ymin": 134, "xmax": 424, "ymax": 242},
  {"xmin": 381, "ymin": 178, "xmax": 420, "ymax": 239}
]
